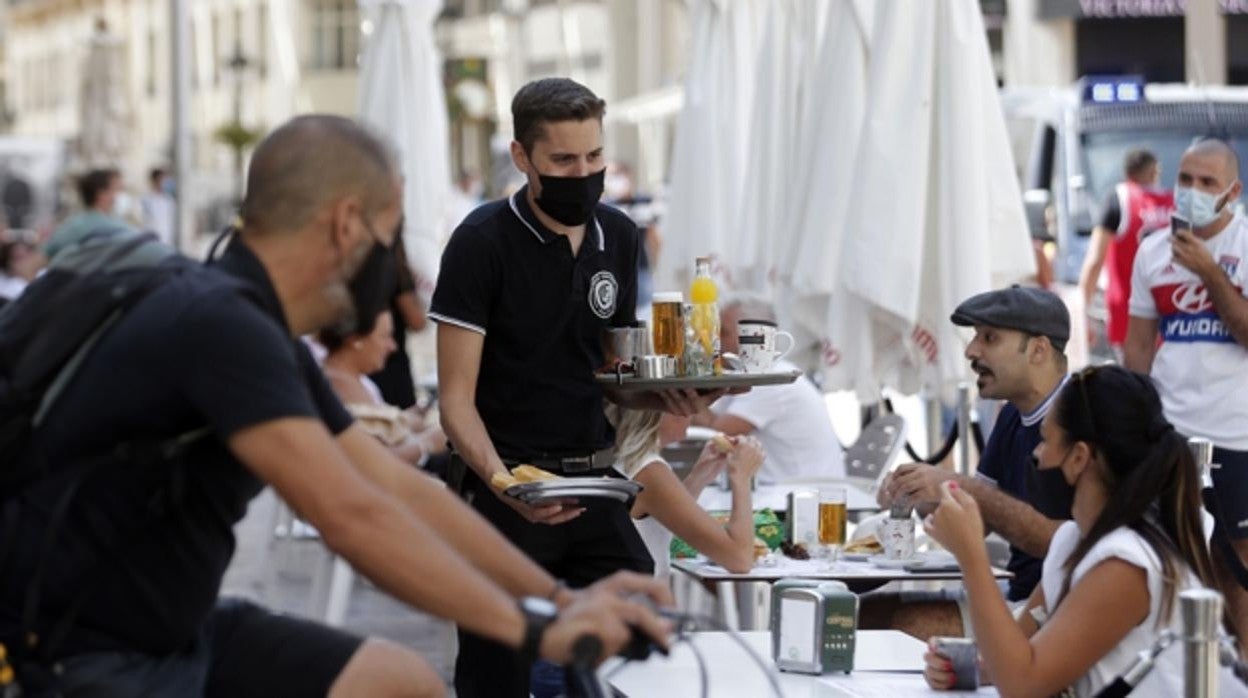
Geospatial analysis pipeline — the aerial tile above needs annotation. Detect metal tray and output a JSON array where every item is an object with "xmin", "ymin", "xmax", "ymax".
[
  {"xmin": 504, "ymin": 479, "xmax": 642, "ymax": 505},
  {"xmin": 594, "ymin": 369, "xmax": 802, "ymax": 392}
]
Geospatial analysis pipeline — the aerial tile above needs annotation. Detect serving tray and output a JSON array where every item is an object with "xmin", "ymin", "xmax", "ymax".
[
  {"xmin": 594, "ymin": 369, "xmax": 802, "ymax": 392},
  {"xmin": 504, "ymin": 479, "xmax": 642, "ymax": 505}
]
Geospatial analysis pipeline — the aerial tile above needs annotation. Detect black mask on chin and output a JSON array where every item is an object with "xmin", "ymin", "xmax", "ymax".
[
  {"xmin": 338, "ymin": 219, "xmax": 397, "ymax": 335},
  {"xmin": 535, "ymin": 168, "xmax": 606, "ymax": 226}
]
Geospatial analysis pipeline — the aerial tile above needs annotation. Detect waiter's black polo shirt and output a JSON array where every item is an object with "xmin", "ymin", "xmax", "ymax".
[
  {"xmin": 0, "ymin": 237, "xmax": 353, "ymax": 658},
  {"xmin": 430, "ymin": 186, "xmax": 640, "ymax": 459}
]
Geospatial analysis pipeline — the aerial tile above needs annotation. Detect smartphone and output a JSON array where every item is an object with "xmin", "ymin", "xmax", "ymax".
[{"xmin": 1172, "ymin": 214, "xmax": 1192, "ymax": 237}]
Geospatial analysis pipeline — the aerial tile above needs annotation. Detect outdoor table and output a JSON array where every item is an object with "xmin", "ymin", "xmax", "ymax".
[
  {"xmin": 672, "ymin": 556, "xmax": 1011, "ymax": 630},
  {"xmin": 696, "ymin": 479, "xmax": 879, "ymax": 514},
  {"xmin": 673, "ymin": 555, "xmax": 1010, "ymax": 584},
  {"xmin": 603, "ymin": 630, "xmax": 998, "ymax": 697}
]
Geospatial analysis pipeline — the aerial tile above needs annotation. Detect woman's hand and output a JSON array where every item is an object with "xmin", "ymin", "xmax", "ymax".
[
  {"xmin": 689, "ymin": 439, "xmax": 731, "ymax": 479},
  {"xmin": 726, "ymin": 436, "xmax": 764, "ymax": 486},
  {"xmin": 922, "ymin": 481, "xmax": 985, "ymax": 563},
  {"xmin": 923, "ymin": 643, "xmax": 956, "ymax": 691},
  {"xmin": 677, "ymin": 440, "xmax": 733, "ymax": 498}
]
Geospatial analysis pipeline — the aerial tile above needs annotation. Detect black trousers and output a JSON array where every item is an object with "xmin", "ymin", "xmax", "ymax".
[
  {"xmin": 453, "ymin": 468, "xmax": 653, "ymax": 698},
  {"xmin": 17, "ymin": 598, "xmax": 363, "ymax": 698}
]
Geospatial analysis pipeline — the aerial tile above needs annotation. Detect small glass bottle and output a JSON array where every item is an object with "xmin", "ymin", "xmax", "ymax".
[{"xmin": 686, "ymin": 257, "xmax": 720, "ymax": 376}]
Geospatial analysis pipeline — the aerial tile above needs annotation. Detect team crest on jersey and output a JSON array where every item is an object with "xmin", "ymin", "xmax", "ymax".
[
  {"xmin": 1220, "ymin": 255, "xmax": 1241, "ymax": 276},
  {"xmin": 588, "ymin": 270, "xmax": 618, "ymax": 319}
]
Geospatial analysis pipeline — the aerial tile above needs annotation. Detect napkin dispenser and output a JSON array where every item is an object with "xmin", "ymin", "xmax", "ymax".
[
  {"xmin": 770, "ymin": 579, "xmax": 858, "ymax": 675},
  {"xmin": 786, "ymin": 490, "xmax": 819, "ymax": 546}
]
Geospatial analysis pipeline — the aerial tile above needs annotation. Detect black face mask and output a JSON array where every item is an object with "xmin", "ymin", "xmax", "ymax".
[
  {"xmin": 535, "ymin": 168, "xmax": 606, "ymax": 226},
  {"xmin": 339, "ymin": 219, "xmax": 396, "ymax": 335}
]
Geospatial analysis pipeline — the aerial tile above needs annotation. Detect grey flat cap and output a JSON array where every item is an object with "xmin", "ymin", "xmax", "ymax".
[{"xmin": 950, "ymin": 285, "xmax": 1070, "ymax": 351}]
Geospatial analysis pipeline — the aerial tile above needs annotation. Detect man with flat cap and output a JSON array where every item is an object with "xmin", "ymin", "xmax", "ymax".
[{"xmin": 868, "ymin": 286, "xmax": 1075, "ymax": 637}]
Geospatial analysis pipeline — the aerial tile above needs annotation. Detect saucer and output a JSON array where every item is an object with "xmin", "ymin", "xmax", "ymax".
[{"xmin": 868, "ymin": 553, "xmax": 923, "ymax": 569}]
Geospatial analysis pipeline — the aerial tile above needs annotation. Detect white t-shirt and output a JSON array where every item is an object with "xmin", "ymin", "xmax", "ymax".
[
  {"xmin": 614, "ymin": 451, "xmax": 674, "ymax": 578},
  {"xmin": 0, "ymin": 274, "xmax": 26, "ymax": 301},
  {"xmin": 1130, "ymin": 214, "xmax": 1248, "ymax": 450},
  {"xmin": 139, "ymin": 192, "xmax": 175, "ymax": 247},
  {"xmin": 1041, "ymin": 521, "xmax": 1246, "ymax": 698},
  {"xmin": 711, "ymin": 359, "xmax": 844, "ymax": 481}
]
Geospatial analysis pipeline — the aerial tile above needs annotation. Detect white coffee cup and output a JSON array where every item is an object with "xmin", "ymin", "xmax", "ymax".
[{"xmin": 737, "ymin": 320, "xmax": 794, "ymax": 372}]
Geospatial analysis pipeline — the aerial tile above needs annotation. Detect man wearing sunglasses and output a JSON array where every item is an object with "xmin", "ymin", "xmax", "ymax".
[{"xmin": 869, "ymin": 286, "xmax": 1075, "ymax": 637}]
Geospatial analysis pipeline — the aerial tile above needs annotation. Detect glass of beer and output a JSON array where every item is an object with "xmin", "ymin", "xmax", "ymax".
[
  {"xmin": 651, "ymin": 292, "xmax": 685, "ymax": 372},
  {"xmin": 819, "ymin": 487, "xmax": 848, "ymax": 563}
]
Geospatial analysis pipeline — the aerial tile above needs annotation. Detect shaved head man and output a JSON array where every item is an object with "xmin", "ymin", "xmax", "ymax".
[
  {"xmin": 1125, "ymin": 137, "xmax": 1248, "ymax": 653},
  {"xmin": 1, "ymin": 114, "xmax": 672, "ymax": 697}
]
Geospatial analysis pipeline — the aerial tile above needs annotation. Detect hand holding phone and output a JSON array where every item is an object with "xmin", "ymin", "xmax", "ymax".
[{"xmin": 1172, "ymin": 214, "xmax": 1192, "ymax": 238}]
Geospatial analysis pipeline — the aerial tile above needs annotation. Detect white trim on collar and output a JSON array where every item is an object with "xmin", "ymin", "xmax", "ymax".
[
  {"xmin": 509, "ymin": 189, "xmax": 604, "ymax": 250},
  {"xmin": 1021, "ymin": 374, "xmax": 1071, "ymax": 427},
  {"xmin": 508, "ymin": 191, "xmax": 545, "ymax": 243}
]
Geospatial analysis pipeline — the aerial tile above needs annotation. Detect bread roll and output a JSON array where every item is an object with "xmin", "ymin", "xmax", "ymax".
[
  {"xmin": 511, "ymin": 464, "xmax": 561, "ymax": 483},
  {"xmin": 710, "ymin": 433, "xmax": 735, "ymax": 454},
  {"xmin": 843, "ymin": 536, "xmax": 883, "ymax": 554},
  {"xmin": 491, "ymin": 472, "xmax": 520, "ymax": 490},
  {"xmin": 752, "ymin": 536, "xmax": 769, "ymax": 560}
]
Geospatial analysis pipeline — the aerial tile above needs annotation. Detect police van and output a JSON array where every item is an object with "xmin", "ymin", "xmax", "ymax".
[{"xmin": 1013, "ymin": 77, "xmax": 1248, "ymax": 285}]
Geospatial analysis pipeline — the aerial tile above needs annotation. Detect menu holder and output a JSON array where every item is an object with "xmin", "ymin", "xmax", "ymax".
[{"xmin": 594, "ymin": 369, "xmax": 802, "ymax": 392}]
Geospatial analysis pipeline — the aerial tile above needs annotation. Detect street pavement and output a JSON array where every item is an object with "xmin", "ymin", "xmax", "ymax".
[{"xmin": 220, "ymin": 488, "xmax": 458, "ymax": 689}]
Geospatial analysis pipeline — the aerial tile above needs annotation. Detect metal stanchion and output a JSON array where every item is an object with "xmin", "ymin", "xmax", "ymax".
[
  {"xmin": 956, "ymin": 383, "xmax": 972, "ymax": 477},
  {"xmin": 170, "ymin": 0, "xmax": 192, "ymax": 253},
  {"xmin": 1189, "ymin": 437, "xmax": 1215, "ymax": 487},
  {"xmin": 924, "ymin": 396, "xmax": 943, "ymax": 464},
  {"xmin": 1181, "ymin": 588, "xmax": 1224, "ymax": 698}
]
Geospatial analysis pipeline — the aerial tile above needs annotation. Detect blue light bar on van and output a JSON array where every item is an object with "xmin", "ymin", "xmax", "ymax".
[{"xmin": 1080, "ymin": 75, "xmax": 1145, "ymax": 105}]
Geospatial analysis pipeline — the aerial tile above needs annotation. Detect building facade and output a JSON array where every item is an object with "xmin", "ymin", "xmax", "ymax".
[
  {"xmin": 436, "ymin": 0, "xmax": 688, "ymax": 194},
  {"xmin": 0, "ymin": 0, "xmax": 1243, "ymax": 230},
  {"xmin": 1, "ymin": 0, "xmax": 366, "ymax": 228},
  {"xmin": 1005, "ymin": 0, "xmax": 1247, "ymax": 86},
  {"xmin": 0, "ymin": 0, "xmax": 686, "ymax": 224}
]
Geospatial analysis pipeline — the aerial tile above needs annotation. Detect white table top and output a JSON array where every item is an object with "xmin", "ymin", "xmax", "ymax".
[
  {"xmin": 697, "ymin": 480, "xmax": 879, "ymax": 513},
  {"xmin": 672, "ymin": 554, "xmax": 1011, "ymax": 583},
  {"xmin": 604, "ymin": 630, "xmax": 998, "ymax": 697}
]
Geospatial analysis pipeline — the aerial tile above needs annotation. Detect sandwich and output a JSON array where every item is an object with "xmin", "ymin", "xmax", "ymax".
[
  {"xmin": 843, "ymin": 535, "xmax": 883, "ymax": 554},
  {"xmin": 710, "ymin": 433, "xmax": 735, "ymax": 454},
  {"xmin": 511, "ymin": 464, "xmax": 561, "ymax": 483},
  {"xmin": 491, "ymin": 464, "xmax": 562, "ymax": 490},
  {"xmin": 490, "ymin": 471, "xmax": 520, "ymax": 490},
  {"xmin": 752, "ymin": 536, "xmax": 770, "ymax": 560}
]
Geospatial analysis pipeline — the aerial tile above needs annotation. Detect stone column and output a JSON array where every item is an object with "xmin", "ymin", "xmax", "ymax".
[
  {"xmin": 1004, "ymin": 0, "xmax": 1076, "ymax": 86},
  {"xmin": 1186, "ymin": 0, "xmax": 1227, "ymax": 85}
]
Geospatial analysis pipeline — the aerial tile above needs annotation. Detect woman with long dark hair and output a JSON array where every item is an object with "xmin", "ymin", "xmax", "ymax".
[{"xmin": 924, "ymin": 365, "xmax": 1244, "ymax": 696}]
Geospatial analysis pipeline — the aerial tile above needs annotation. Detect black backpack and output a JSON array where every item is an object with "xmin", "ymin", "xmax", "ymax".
[
  {"xmin": 0, "ymin": 227, "xmax": 211, "ymax": 682},
  {"xmin": 0, "ymin": 227, "xmax": 193, "ymax": 482}
]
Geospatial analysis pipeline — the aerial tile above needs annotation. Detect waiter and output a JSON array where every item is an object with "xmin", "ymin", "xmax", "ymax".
[{"xmin": 431, "ymin": 78, "xmax": 716, "ymax": 697}]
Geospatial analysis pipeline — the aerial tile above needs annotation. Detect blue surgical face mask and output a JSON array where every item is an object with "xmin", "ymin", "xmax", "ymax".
[{"xmin": 1175, "ymin": 181, "xmax": 1238, "ymax": 228}]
